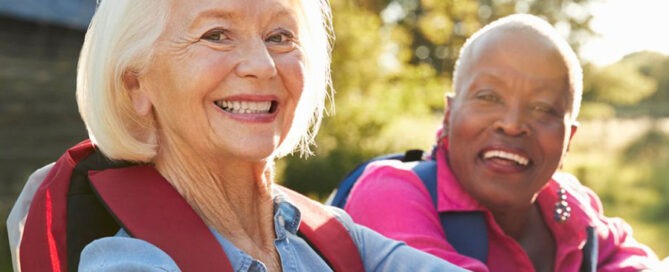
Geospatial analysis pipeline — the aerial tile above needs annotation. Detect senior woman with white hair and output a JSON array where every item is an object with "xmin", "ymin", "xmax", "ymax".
[{"xmin": 7, "ymin": 0, "xmax": 467, "ymax": 271}]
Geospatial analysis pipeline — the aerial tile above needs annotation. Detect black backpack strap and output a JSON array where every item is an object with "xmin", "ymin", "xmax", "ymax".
[
  {"xmin": 580, "ymin": 226, "xmax": 598, "ymax": 272},
  {"xmin": 328, "ymin": 152, "xmax": 415, "ymax": 207},
  {"xmin": 412, "ymin": 160, "xmax": 489, "ymax": 263},
  {"xmin": 413, "ymin": 158, "xmax": 600, "ymax": 268},
  {"xmin": 67, "ymin": 149, "xmax": 134, "ymax": 270}
]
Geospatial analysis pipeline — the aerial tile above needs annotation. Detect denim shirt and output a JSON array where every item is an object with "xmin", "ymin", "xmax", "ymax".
[{"xmin": 78, "ymin": 188, "xmax": 466, "ymax": 272}]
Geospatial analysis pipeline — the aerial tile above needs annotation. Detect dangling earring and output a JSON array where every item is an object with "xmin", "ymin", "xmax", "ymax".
[{"xmin": 554, "ymin": 187, "xmax": 571, "ymax": 223}]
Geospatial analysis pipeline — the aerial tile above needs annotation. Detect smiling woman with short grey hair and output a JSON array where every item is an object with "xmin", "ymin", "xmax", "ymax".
[{"xmin": 345, "ymin": 14, "xmax": 660, "ymax": 272}]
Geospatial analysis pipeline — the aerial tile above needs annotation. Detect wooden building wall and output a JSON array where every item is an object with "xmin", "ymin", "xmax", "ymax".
[{"xmin": 0, "ymin": 17, "xmax": 88, "ymax": 270}]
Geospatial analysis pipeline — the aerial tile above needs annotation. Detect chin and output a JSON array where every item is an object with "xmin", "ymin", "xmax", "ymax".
[{"xmin": 473, "ymin": 188, "xmax": 526, "ymax": 210}]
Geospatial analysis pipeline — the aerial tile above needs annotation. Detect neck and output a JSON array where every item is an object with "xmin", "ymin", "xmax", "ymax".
[
  {"xmin": 490, "ymin": 205, "xmax": 533, "ymax": 240},
  {"xmin": 153, "ymin": 138, "xmax": 279, "ymax": 267},
  {"xmin": 493, "ymin": 204, "xmax": 556, "ymax": 271}
]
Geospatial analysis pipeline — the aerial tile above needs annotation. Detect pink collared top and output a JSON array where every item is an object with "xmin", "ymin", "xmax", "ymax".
[{"xmin": 344, "ymin": 144, "xmax": 659, "ymax": 271}]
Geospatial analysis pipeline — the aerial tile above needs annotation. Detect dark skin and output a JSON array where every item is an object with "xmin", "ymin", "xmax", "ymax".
[{"xmin": 445, "ymin": 26, "xmax": 578, "ymax": 271}]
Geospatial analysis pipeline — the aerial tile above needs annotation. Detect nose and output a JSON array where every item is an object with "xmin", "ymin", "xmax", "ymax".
[
  {"xmin": 235, "ymin": 40, "xmax": 277, "ymax": 79},
  {"xmin": 493, "ymin": 107, "xmax": 530, "ymax": 137}
]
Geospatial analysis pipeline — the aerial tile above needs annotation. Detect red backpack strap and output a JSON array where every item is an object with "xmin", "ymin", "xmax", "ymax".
[
  {"xmin": 88, "ymin": 165, "xmax": 233, "ymax": 272},
  {"xmin": 20, "ymin": 140, "xmax": 96, "ymax": 272},
  {"xmin": 278, "ymin": 186, "xmax": 365, "ymax": 272}
]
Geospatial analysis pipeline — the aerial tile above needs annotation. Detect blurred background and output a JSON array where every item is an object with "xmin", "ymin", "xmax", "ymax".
[{"xmin": 1, "ymin": 0, "xmax": 668, "ymax": 270}]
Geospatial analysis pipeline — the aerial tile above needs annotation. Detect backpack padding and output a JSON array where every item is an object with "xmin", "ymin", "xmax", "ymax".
[
  {"xmin": 67, "ymin": 147, "xmax": 135, "ymax": 270},
  {"xmin": 89, "ymin": 165, "xmax": 234, "ymax": 272},
  {"xmin": 20, "ymin": 140, "xmax": 97, "ymax": 272},
  {"xmin": 329, "ymin": 153, "xmax": 406, "ymax": 208},
  {"xmin": 329, "ymin": 150, "xmax": 425, "ymax": 208},
  {"xmin": 281, "ymin": 187, "xmax": 365, "ymax": 272},
  {"xmin": 412, "ymin": 160, "xmax": 489, "ymax": 264}
]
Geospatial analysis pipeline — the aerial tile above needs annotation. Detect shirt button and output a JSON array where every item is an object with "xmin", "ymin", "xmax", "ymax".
[{"xmin": 278, "ymin": 215, "xmax": 285, "ymax": 228}]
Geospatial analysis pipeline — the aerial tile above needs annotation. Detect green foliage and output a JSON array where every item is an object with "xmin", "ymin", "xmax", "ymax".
[
  {"xmin": 623, "ymin": 125, "xmax": 669, "ymax": 163},
  {"xmin": 364, "ymin": 0, "xmax": 596, "ymax": 74},
  {"xmin": 617, "ymin": 127, "xmax": 669, "ymax": 255},
  {"xmin": 564, "ymin": 119, "xmax": 669, "ymax": 257},
  {"xmin": 584, "ymin": 51, "xmax": 669, "ymax": 118},
  {"xmin": 585, "ymin": 61, "xmax": 657, "ymax": 106},
  {"xmin": 577, "ymin": 101, "xmax": 615, "ymax": 120},
  {"xmin": 630, "ymin": 52, "xmax": 669, "ymax": 108}
]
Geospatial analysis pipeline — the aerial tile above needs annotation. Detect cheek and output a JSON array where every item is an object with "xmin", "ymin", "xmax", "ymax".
[
  {"xmin": 449, "ymin": 109, "xmax": 487, "ymax": 140},
  {"xmin": 275, "ymin": 52, "xmax": 305, "ymax": 98},
  {"xmin": 535, "ymin": 122, "xmax": 571, "ymax": 159}
]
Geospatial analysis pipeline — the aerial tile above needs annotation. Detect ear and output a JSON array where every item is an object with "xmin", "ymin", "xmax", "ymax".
[
  {"xmin": 569, "ymin": 123, "xmax": 578, "ymax": 140},
  {"xmin": 443, "ymin": 95, "xmax": 455, "ymax": 129},
  {"xmin": 123, "ymin": 70, "xmax": 152, "ymax": 116},
  {"xmin": 565, "ymin": 122, "xmax": 578, "ymax": 152}
]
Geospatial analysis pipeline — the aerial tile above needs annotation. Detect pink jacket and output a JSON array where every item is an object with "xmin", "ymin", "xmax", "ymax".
[{"xmin": 345, "ymin": 146, "xmax": 659, "ymax": 271}]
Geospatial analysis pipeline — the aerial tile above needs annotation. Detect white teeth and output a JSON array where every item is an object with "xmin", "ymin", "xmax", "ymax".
[
  {"xmin": 483, "ymin": 150, "xmax": 529, "ymax": 166},
  {"xmin": 216, "ymin": 100, "xmax": 272, "ymax": 114}
]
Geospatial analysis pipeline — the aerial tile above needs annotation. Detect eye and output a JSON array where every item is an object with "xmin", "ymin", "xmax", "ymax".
[
  {"xmin": 201, "ymin": 29, "xmax": 230, "ymax": 43},
  {"xmin": 532, "ymin": 104, "xmax": 552, "ymax": 113},
  {"xmin": 530, "ymin": 103, "xmax": 562, "ymax": 117},
  {"xmin": 474, "ymin": 91, "xmax": 501, "ymax": 103},
  {"xmin": 265, "ymin": 29, "xmax": 297, "ymax": 46}
]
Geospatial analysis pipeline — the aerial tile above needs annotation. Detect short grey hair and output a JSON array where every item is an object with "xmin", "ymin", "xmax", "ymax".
[{"xmin": 451, "ymin": 14, "xmax": 583, "ymax": 122}]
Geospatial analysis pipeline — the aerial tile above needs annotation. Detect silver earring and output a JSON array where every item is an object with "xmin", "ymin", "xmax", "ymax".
[{"xmin": 554, "ymin": 187, "xmax": 571, "ymax": 223}]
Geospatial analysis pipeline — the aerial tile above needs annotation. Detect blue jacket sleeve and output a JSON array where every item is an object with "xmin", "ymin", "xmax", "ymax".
[{"xmin": 327, "ymin": 206, "xmax": 468, "ymax": 272}]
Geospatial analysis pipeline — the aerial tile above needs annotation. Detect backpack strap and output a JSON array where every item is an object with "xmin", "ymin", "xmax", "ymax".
[
  {"xmin": 279, "ymin": 186, "xmax": 365, "ymax": 272},
  {"xmin": 580, "ymin": 226, "xmax": 598, "ymax": 272},
  {"xmin": 328, "ymin": 149, "xmax": 425, "ymax": 207},
  {"xmin": 88, "ymin": 165, "xmax": 234, "ymax": 272},
  {"xmin": 20, "ymin": 140, "xmax": 97, "ymax": 272},
  {"xmin": 412, "ymin": 160, "xmax": 489, "ymax": 263},
  {"xmin": 414, "ymin": 160, "xmax": 599, "ymax": 269},
  {"xmin": 328, "ymin": 153, "xmax": 407, "ymax": 207}
]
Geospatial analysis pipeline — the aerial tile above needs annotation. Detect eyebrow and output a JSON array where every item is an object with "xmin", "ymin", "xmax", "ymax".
[
  {"xmin": 190, "ymin": 9, "xmax": 235, "ymax": 28},
  {"xmin": 469, "ymin": 72, "xmax": 505, "ymax": 86},
  {"xmin": 190, "ymin": 5, "xmax": 296, "ymax": 28}
]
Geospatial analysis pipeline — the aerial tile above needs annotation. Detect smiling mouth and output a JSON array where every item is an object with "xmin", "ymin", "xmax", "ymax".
[
  {"xmin": 482, "ymin": 150, "xmax": 530, "ymax": 166},
  {"xmin": 215, "ymin": 100, "xmax": 278, "ymax": 114}
]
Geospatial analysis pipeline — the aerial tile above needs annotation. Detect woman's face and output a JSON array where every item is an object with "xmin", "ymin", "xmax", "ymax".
[
  {"xmin": 131, "ymin": 0, "xmax": 305, "ymax": 161},
  {"xmin": 446, "ymin": 29, "xmax": 577, "ymax": 210}
]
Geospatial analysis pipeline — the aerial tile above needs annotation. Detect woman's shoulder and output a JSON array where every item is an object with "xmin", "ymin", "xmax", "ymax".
[{"xmin": 79, "ymin": 234, "xmax": 180, "ymax": 271}]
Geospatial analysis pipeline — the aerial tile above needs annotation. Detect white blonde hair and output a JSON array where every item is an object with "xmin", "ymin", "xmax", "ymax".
[
  {"xmin": 273, "ymin": 0, "xmax": 334, "ymax": 158},
  {"xmin": 77, "ymin": 1, "xmax": 169, "ymax": 161},
  {"xmin": 77, "ymin": 0, "xmax": 334, "ymax": 161},
  {"xmin": 452, "ymin": 14, "xmax": 583, "ymax": 122}
]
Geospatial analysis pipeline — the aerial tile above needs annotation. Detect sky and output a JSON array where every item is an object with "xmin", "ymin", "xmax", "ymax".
[{"xmin": 580, "ymin": 0, "xmax": 669, "ymax": 66}]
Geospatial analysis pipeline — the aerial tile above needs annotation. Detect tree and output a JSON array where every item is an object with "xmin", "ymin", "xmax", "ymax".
[
  {"xmin": 351, "ymin": 0, "xmax": 597, "ymax": 75},
  {"xmin": 280, "ymin": 0, "xmax": 599, "ymax": 198},
  {"xmin": 583, "ymin": 51, "xmax": 669, "ymax": 118},
  {"xmin": 281, "ymin": 0, "xmax": 446, "ymax": 196}
]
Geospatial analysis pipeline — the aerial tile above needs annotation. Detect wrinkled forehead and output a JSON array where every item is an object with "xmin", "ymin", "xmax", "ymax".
[
  {"xmin": 470, "ymin": 28, "xmax": 568, "ymax": 76},
  {"xmin": 455, "ymin": 27, "xmax": 573, "ymax": 97},
  {"xmin": 163, "ymin": 0, "xmax": 304, "ymax": 30},
  {"xmin": 449, "ymin": 27, "xmax": 576, "ymax": 112}
]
